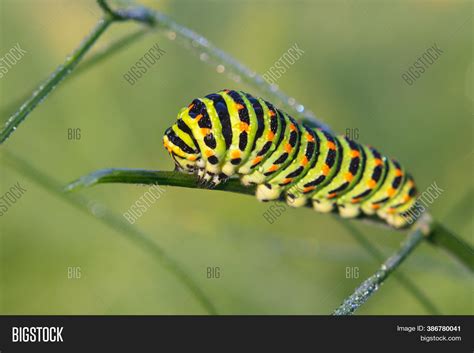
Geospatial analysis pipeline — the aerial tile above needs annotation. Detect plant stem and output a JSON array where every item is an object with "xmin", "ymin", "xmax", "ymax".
[
  {"xmin": 427, "ymin": 222, "xmax": 474, "ymax": 270},
  {"xmin": 338, "ymin": 221, "xmax": 440, "ymax": 314},
  {"xmin": 333, "ymin": 225, "xmax": 427, "ymax": 315},
  {"xmin": 64, "ymin": 168, "xmax": 255, "ymax": 196},
  {"xmin": 0, "ymin": 18, "xmax": 112, "ymax": 144},
  {"xmin": 3, "ymin": 151, "xmax": 217, "ymax": 314},
  {"xmin": 64, "ymin": 168, "xmax": 474, "ymax": 273},
  {"xmin": 125, "ymin": 7, "xmax": 332, "ymax": 132},
  {"xmin": 1, "ymin": 0, "xmax": 331, "ymax": 144},
  {"xmin": 1, "ymin": 28, "xmax": 149, "ymax": 123}
]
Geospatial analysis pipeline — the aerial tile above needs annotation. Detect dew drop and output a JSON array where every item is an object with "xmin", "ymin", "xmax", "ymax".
[
  {"xmin": 197, "ymin": 37, "xmax": 209, "ymax": 47},
  {"xmin": 89, "ymin": 201, "xmax": 106, "ymax": 217},
  {"xmin": 216, "ymin": 65, "xmax": 225, "ymax": 74}
]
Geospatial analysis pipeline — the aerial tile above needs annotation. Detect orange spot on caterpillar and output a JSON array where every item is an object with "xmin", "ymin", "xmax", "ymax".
[
  {"xmin": 252, "ymin": 156, "xmax": 263, "ymax": 165},
  {"xmin": 289, "ymin": 124, "xmax": 297, "ymax": 132},
  {"xmin": 328, "ymin": 192, "xmax": 338, "ymax": 199},
  {"xmin": 188, "ymin": 104, "xmax": 194, "ymax": 110},
  {"xmin": 200, "ymin": 128, "xmax": 211, "ymax": 136},
  {"xmin": 351, "ymin": 150, "xmax": 360, "ymax": 158},
  {"xmin": 327, "ymin": 141, "xmax": 336, "ymax": 150},
  {"xmin": 306, "ymin": 133, "xmax": 315, "ymax": 142},
  {"xmin": 239, "ymin": 122, "xmax": 249, "ymax": 132},
  {"xmin": 367, "ymin": 179, "xmax": 377, "ymax": 188},
  {"xmin": 371, "ymin": 204, "xmax": 381, "ymax": 210},
  {"xmin": 301, "ymin": 156, "xmax": 309, "ymax": 166},
  {"xmin": 352, "ymin": 197, "xmax": 363, "ymax": 204},
  {"xmin": 387, "ymin": 187, "xmax": 396, "ymax": 196},
  {"xmin": 163, "ymin": 139, "xmax": 172, "ymax": 153},
  {"xmin": 188, "ymin": 155, "xmax": 197, "ymax": 161},
  {"xmin": 267, "ymin": 131, "xmax": 275, "ymax": 141},
  {"xmin": 231, "ymin": 150, "xmax": 241, "ymax": 159},
  {"xmin": 322, "ymin": 164, "xmax": 330, "ymax": 176},
  {"xmin": 268, "ymin": 110, "xmax": 276, "ymax": 117},
  {"xmin": 236, "ymin": 103, "xmax": 245, "ymax": 110},
  {"xmin": 195, "ymin": 113, "xmax": 203, "ymax": 121},
  {"xmin": 282, "ymin": 178, "xmax": 293, "ymax": 185},
  {"xmin": 205, "ymin": 150, "xmax": 214, "ymax": 158},
  {"xmin": 284, "ymin": 143, "xmax": 292, "ymax": 153},
  {"xmin": 345, "ymin": 172, "xmax": 354, "ymax": 182},
  {"xmin": 374, "ymin": 158, "xmax": 383, "ymax": 166},
  {"xmin": 387, "ymin": 208, "xmax": 396, "ymax": 214},
  {"xmin": 304, "ymin": 186, "xmax": 316, "ymax": 193},
  {"xmin": 402, "ymin": 195, "xmax": 411, "ymax": 202},
  {"xmin": 268, "ymin": 165, "xmax": 278, "ymax": 172},
  {"xmin": 394, "ymin": 169, "xmax": 403, "ymax": 177}
]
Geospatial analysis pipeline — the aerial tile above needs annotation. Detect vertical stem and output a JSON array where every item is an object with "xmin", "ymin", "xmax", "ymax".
[{"xmin": 0, "ymin": 17, "xmax": 112, "ymax": 144}]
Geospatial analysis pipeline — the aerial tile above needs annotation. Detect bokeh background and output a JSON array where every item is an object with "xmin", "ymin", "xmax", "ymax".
[{"xmin": 0, "ymin": 0, "xmax": 472, "ymax": 314}]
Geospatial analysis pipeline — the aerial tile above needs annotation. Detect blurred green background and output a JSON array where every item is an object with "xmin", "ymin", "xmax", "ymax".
[{"xmin": 0, "ymin": 0, "xmax": 472, "ymax": 314}]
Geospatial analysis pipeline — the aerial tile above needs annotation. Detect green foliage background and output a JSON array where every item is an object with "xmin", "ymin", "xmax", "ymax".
[{"xmin": 1, "ymin": 0, "xmax": 472, "ymax": 314}]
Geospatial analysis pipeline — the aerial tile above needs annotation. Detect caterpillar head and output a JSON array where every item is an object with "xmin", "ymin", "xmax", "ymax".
[{"xmin": 163, "ymin": 124, "xmax": 201, "ymax": 173}]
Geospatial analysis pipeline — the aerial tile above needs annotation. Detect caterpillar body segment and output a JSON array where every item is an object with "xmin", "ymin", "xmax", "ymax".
[{"xmin": 163, "ymin": 89, "xmax": 419, "ymax": 228}]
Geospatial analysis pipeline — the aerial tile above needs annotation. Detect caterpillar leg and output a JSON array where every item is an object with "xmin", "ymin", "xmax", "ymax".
[
  {"xmin": 241, "ymin": 172, "xmax": 267, "ymax": 186},
  {"xmin": 312, "ymin": 199, "xmax": 335, "ymax": 213},
  {"xmin": 255, "ymin": 183, "xmax": 282, "ymax": 202},
  {"xmin": 286, "ymin": 192, "xmax": 309, "ymax": 208},
  {"xmin": 338, "ymin": 204, "xmax": 361, "ymax": 218}
]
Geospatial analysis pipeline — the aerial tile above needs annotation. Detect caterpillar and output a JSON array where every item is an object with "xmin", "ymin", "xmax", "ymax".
[{"xmin": 163, "ymin": 89, "xmax": 420, "ymax": 228}]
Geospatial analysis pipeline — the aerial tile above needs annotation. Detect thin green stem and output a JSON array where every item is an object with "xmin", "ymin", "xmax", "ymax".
[
  {"xmin": 427, "ymin": 222, "xmax": 474, "ymax": 270},
  {"xmin": 0, "ymin": 18, "xmax": 112, "ymax": 144},
  {"xmin": 97, "ymin": 0, "xmax": 119, "ymax": 20},
  {"xmin": 95, "ymin": 1, "xmax": 332, "ymax": 130},
  {"xmin": 333, "ymin": 225, "xmax": 427, "ymax": 315},
  {"xmin": 1, "ymin": 28, "xmax": 149, "ymax": 122},
  {"xmin": 141, "ymin": 9, "xmax": 332, "ymax": 132},
  {"xmin": 64, "ymin": 168, "xmax": 255, "ymax": 196},
  {"xmin": 64, "ymin": 168, "xmax": 474, "ymax": 273},
  {"xmin": 338, "ymin": 221, "xmax": 440, "ymax": 314},
  {"xmin": 2, "ymin": 151, "xmax": 217, "ymax": 314},
  {"xmin": 1, "ymin": 0, "xmax": 331, "ymax": 144}
]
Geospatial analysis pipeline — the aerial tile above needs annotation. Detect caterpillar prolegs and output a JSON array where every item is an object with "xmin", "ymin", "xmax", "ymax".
[{"xmin": 163, "ymin": 89, "xmax": 420, "ymax": 228}]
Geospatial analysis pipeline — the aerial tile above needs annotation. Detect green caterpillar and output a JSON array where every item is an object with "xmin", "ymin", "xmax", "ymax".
[{"xmin": 163, "ymin": 89, "xmax": 419, "ymax": 228}]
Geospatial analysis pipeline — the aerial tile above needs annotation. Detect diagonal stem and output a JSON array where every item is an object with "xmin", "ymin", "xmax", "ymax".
[
  {"xmin": 1, "ymin": 0, "xmax": 332, "ymax": 145},
  {"xmin": 333, "ymin": 224, "xmax": 428, "ymax": 315},
  {"xmin": 338, "ymin": 221, "xmax": 440, "ymax": 314},
  {"xmin": 0, "ymin": 17, "xmax": 113, "ymax": 144},
  {"xmin": 1, "ymin": 28, "xmax": 149, "ymax": 122}
]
